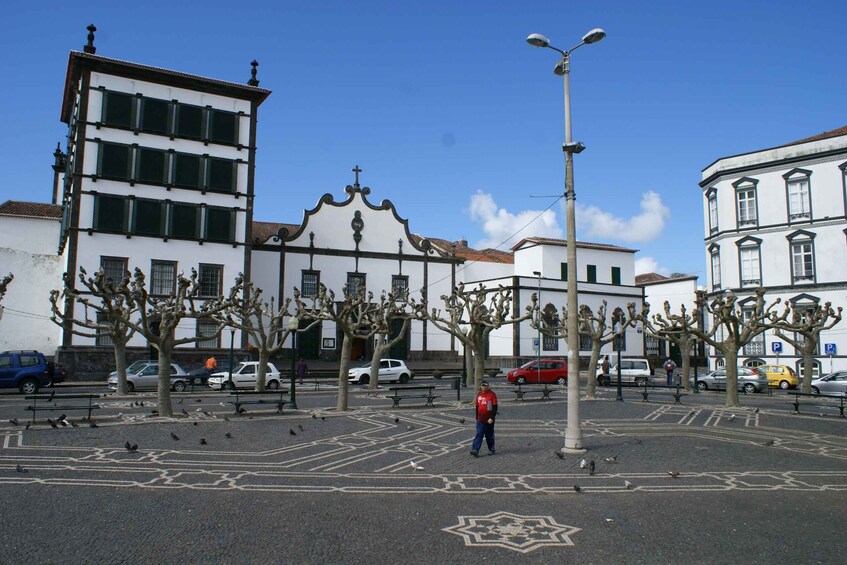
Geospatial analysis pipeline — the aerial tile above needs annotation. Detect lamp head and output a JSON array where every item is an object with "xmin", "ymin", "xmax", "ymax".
[
  {"xmin": 526, "ymin": 33, "xmax": 550, "ymax": 48},
  {"xmin": 582, "ymin": 28, "xmax": 606, "ymax": 44},
  {"xmin": 532, "ymin": 271, "xmax": 541, "ymax": 277}
]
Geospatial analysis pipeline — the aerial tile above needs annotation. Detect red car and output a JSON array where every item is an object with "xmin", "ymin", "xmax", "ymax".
[{"xmin": 507, "ymin": 359, "xmax": 568, "ymax": 385}]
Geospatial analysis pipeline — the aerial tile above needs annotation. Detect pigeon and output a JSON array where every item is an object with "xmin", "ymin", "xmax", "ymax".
[
  {"xmin": 763, "ymin": 439, "xmax": 775, "ymax": 446},
  {"xmin": 200, "ymin": 438, "xmax": 207, "ymax": 445},
  {"xmin": 16, "ymin": 464, "xmax": 27, "ymax": 473},
  {"xmin": 193, "ymin": 422, "xmax": 198, "ymax": 426},
  {"xmin": 394, "ymin": 417, "xmax": 400, "ymax": 424},
  {"xmin": 321, "ymin": 417, "xmax": 326, "ymax": 421},
  {"xmin": 311, "ymin": 413, "xmax": 317, "ymax": 419},
  {"xmin": 573, "ymin": 485, "xmax": 581, "ymax": 492},
  {"xmin": 58, "ymin": 415, "xmax": 68, "ymax": 426},
  {"xmin": 196, "ymin": 398, "xmax": 202, "ymax": 403},
  {"xmin": 754, "ymin": 407, "xmax": 760, "ymax": 414},
  {"xmin": 589, "ymin": 460, "xmax": 596, "ymax": 475},
  {"xmin": 139, "ymin": 401, "xmax": 145, "ymax": 407},
  {"xmin": 151, "ymin": 410, "xmax": 159, "ymax": 416},
  {"xmin": 9, "ymin": 418, "xmax": 19, "ymax": 426},
  {"xmin": 25, "ymin": 423, "xmax": 31, "ymax": 430},
  {"xmin": 116, "ymin": 413, "xmax": 123, "ymax": 419},
  {"xmin": 130, "ymin": 443, "xmax": 138, "ymax": 452},
  {"xmin": 579, "ymin": 458, "xmax": 587, "ymax": 469},
  {"xmin": 47, "ymin": 418, "xmax": 58, "ymax": 429},
  {"xmin": 604, "ymin": 456, "xmax": 618, "ymax": 464},
  {"xmin": 459, "ymin": 418, "xmax": 465, "ymax": 424},
  {"xmin": 414, "ymin": 446, "xmax": 422, "ymax": 453},
  {"xmin": 728, "ymin": 414, "xmax": 736, "ymax": 422},
  {"xmin": 667, "ymin": 471, "xmax": 680, "ymax": 478},
  {"xmin": 406, "ymin": 425, "xmax": 414, "ymax": 431},
  {"xmin": 297, "ymin": 425, "xmax": 304, "ymax": 432},
  {"xmin": 624, "ymin": 480, "xmax": 635, "ymax": 490},
  {"xmin": 410, "ymin": 461, "xmax": 424, "ymax": 471},
  {"xmin": 238, "ymin": 407, "xmax": 247, "ymax": 415},
  {"xmin": 289, "ymin": 428, "xmax": 297, "ymax": 436},
  {"xmin": 225, "ymin": 432, "xmax": 232, "ymax": 439},
  {"xmin": 224, "ymin": 417, "xmax": 230, "ymax": 422},
  {"xmin": 555, "ymin": 451, "xmax": 565, "ymax": 460},
  {"xmin": 181, "ymin": 409, "xmax": 189, "ymax": 415},
  {"xmin": 177, "ymin": 398, "xmax": 183, "ymax": 404},
  {"xmin": 170, "ymin": 432, "xmax": 180, "ymax": 441},
  {"xmin": 70, "ymin": 421, "xmax": 78, "ymax": 428},
  {"xmin": 89, "ymin": 421, "xmax": 98, "ymax": 428}
]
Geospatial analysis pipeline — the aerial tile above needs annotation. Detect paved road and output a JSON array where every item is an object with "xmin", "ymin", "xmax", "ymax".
[{"xmin": 0, "ymin": 383, "xmax": 844, "ymax": 564}]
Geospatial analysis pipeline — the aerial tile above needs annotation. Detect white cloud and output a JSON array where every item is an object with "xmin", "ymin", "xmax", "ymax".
[
  {"xmin": 468, "ymin": 191, "xmax": 563, "ymax": 249},
  {"xmin": 634, "ymin": 256, "xmax": 670, "ymax": 276},
  {"xmin": 576, "ymin": 191, "xmax": 669, "ymax": 243}
]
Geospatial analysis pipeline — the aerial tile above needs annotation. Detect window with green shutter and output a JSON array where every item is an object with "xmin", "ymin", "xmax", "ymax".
[
  {"xmin": 560, "ymin": 262, "xmax": 567, "ymax": 281},
  {"xmin": 587, "ymin": 265, "xmax": 597, "ymax": 283},
  {"xmin": 102, "ymin": 92, "xmax": 134, "ymax": 128},
  {"xmin": 133, "ymin": 199, "xmax": 164, "ymax": 236},
  {"xmin": 99, "ymin": 142, "xmax": 131, "ymax": 180},
  {"xmin": 611, "ymin": 266, "xmax": 621, "ymax": 285},
  {"xmin": 141, "ymin": 98, "xmax": 170, "ymax": 133},
  {"xmin": 209, "ymin": 109, "xmax": 238, "ymax": 144},
  {"xmin": 176, "ymin": 104, "xmax": 203, "ymax": 139},
  {"xmin": 94, "ymin": 195, "xmax": 127, "ymax": 233},
  {"xmin": 205, "ymin": 207, "xmax": 234, "ymax": 242},
  {"xmin": 173, "ymin": 153, "xmax": 201, "ymax": 188},
  {"xmin": 207, "ymin": 158, "xmax": 235, "ymax": 192},
  {"xmin": 136, "ymin": 148, "xmax": 167, "ymax": 184},
  {"xmin": 170, "ymin": 203, "xmax": 199, "ymax": 239}
]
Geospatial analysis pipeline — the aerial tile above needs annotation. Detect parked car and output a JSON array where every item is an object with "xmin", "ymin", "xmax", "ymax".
[
  {"xmin": 596, "ymin": 358, "xmax": 652, "ymax": 386},
  {"xmin": 108, "ymin": 360, "xmax": 156, "ymax": 380},
  {"xmin": 0, "ymin": 350, "xmax": 57, "ymax": 394},
  {"xmin": 208, "ymin": 361, "xmax": 281, "ymax": 390},
  {"xmin": 348, "ymin": 359, "xmax": 413, "ymax": 385},
  {"xmin": 107, "ymin": 362, "xmax": 189, "ymax": 392},
  {"xmin": 809, "ymin": 371, "xmax": 847, "ymax": 395},
  {"xmin": 757, "ymin": 364, "xmax": 799, "ymax": 389},
  {"xmin": 187, "ymin": 360, "xmax": 238, "ymax": 386},
  {"xmin": 507, "ymin": 359, "xmax": 567, "ymax": 385},
  {"xmin": 691, "ymin": 367, "xmax": 769, "ymax": 393}
]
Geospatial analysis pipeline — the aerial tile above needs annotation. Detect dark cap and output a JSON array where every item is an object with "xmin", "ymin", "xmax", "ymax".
[{"xmin": 480, "ymin": 380, "xmax": 490, "ymax": 386}]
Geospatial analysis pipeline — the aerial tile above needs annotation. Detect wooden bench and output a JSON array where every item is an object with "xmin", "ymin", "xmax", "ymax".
[
  {"xmin": 639, "ymin": 383, "xmax": 687, "ymax": 404},
  {"xmin": 228, "ymin": 390, "xmax": 289, "ymax": 415},
  {"xmin": 512, "ymin": 383, "xmax": 559, "ymax": 401},
  {"xmin": 789, "ymin": 392, "xmax": 845, "ymax": 417},
  {"xmin": 387, "ymin": 385, "xmax": 440, "ymax": 407},
  {"xmin": 25, "ymin": 393, "xmax": 101, "ymax": 423}
]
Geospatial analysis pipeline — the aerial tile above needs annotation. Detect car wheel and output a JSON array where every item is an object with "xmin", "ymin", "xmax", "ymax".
[
  {"xmin": 811, "ymin": 386, "xmax": 820, "ymax": 395},
  {"xmin": 516, "ymin": 377, "xmax": 526, "ymax": 385},
  {"xmin": 399, "ymin": 374, "xmax": 410, "ymax": 384},
  {"xmin": 173, "ymin": 381, "xmax": 187, "ymax": 393},
  {"xmin": 19, "ymin": 378, "xmax": 39, "ymax": 395},
  {"xmin": 359, "ymin": 375, "xmax": 369, "ymax": 385},
  {"xmin": 267, "ymin": 380, "xmax": 279, "ymax": 390},
  {"xmin": 635, "ymin": 377, "xmax": 648, "ymax": 387},
  {"xmin": 779, "ymin": 380, "xmax": 790, "ymax": 390},
  {"xmin": 556, "ymin": 376, "xmax": 566, "ymax": 385},
  {"xmin": 227, "ymin": 381, "xmax": 236, "ymax": 391},
  {"xmin": 697, "ymin": 381, "xmax": 708, "ymax": 391},
  {"xmin": 193, "ymin": 377, "xmax": 204, "ymax": 386},
  {"xmin": 126, "ymin": 382, "xmax": 135, "ymax": 393},
  {"xmin": 743, "ymin": 383, "xmax": 756, "ymax": 394}
]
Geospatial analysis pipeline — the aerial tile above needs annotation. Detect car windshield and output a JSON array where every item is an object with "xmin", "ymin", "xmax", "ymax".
[
  {"xmin": 357, "ymin": 362, "xmax": 373, "ymax": 369},
  {"xmin": 519, "ymin": 361, "xmax": 537, "ymax": 369}
]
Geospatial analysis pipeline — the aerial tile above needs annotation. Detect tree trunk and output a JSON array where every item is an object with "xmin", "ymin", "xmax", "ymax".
[
  {"xmin": 255, "ymin": 350, "xmax": 270, "ymax": 392},
  {"xmin": 585, "ymin": 344, "xmax": 601, "ymax": 399},
  {"xmin": 368, "ymin": 340, "xmax": 387, "ymax": 393},
  {"xmin": 801, "ymin": 341, "xmax": 816, "ymax": 394},
  {"xmin": 337, "ymin": 334, "xmax": 353, "ymax": 411},
  {"xmin": 679, "ymin": 335, "xmax": 692, "ymax": 392},
  {"xmin": 472, "ymin": 347, "xmax": 485, "ymax": 390},
  {"xmin": 724, "ymin": 347, "xmax": 739, "ymax": 408},
  {"xmin": 113, "ymin": 340, "xmax": 129, "ymax": 395},
  {"xmin": 156, "ymin": 342, "xmax": 174, "ymax": 417}
]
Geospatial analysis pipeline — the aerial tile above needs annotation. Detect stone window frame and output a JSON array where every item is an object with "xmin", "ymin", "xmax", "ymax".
[
  {"xmin": 732, "ymin": 177, "xmax": 759, "ymax": 228},
  {"xmin": 783, "ymin": 168, "xmax": 813, "ymax": 223}
]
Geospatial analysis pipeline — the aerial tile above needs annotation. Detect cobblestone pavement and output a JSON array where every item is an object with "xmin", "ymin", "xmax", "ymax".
[{"xmin": 0, "ymin": 383, "xmax": 844, "ymax": 564}]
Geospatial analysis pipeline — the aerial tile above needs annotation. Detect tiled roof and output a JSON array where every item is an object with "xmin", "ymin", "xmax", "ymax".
[
  {"xmin": 252, "ymin": 221, "xmax": 300, "ymax": 245},
  {"xmin": 422, "ymin": 237, "xmax": 514, "ymax": 264},
  {"xmin": 635, "ymin": 273, "xmax": 667, "ymax": 285},
  {"xmin": 0, "ymin": 201, "xmax": 62, "ymax": 219},
  {"xmin": 511, "ymin": 237, "xmax": 638, "ymax": 254},
  {"xmin": 784, "ymin": 124, "xmax": 847, "ymax": 146}
]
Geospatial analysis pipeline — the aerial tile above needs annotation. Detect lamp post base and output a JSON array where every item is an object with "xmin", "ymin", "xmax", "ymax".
[{"xmin": 562, "ymin": 429, "xmax": 586, "ymax": 454}]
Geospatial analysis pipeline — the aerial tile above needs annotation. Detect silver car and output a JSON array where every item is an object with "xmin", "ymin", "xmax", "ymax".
[
  {"xmin": 107, "ymin": 362, "xmax": 189, "ymax": 392},
  {"xmin": 810, "ymin": 371, "xmax": 847, "ymax": 395},
  {"xmin": 692, "ymin": 367, "xmax": 769, "ymax": 393}
]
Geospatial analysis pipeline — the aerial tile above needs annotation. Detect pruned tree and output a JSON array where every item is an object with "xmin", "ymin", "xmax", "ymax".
[
  {"xmin": 635, "ymin": 301, "xmax": 698, "ymax": 392},
  {"xmin": 299, "ymin": 283, "xmax": 380, "ymax": 411},
  {"xmin": 221, "ymin": 279, "xmax": 320, "ymax": 391},
  {"xmin": 49, "ymin": 268, "xmax": 137, "ymax": 394},
  {"xmin": 427, "ymin": 283, "xmax": 535, "ymax": 390},
  {"xmin": 772, "ymin": 301, "xmax": 842, "ymax": 393},
  {"xmin": 366, "ymin": 290, "xmax": 426, "ymax": 393},
  {"xmin": 580, "ymin": 301, "xmax": 638, "ymax": 398},
  {"xmin": 0, "ymin": 273, "xmax": 12, "ymax": 303},
  {"xmin": 121, "ymin": 268, "xmax": 241, "ymax": 417},
  {"xmin": 655, "ymin": 289, "xmax": 788, "ymax": 407}
]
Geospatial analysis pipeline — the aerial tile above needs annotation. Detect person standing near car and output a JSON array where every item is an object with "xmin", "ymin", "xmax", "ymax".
[
  {"xmin": 664, "ymin": 357, "xmax": 677, "ymax": 385},
  {"xmin": 600, "ymin": 355, "xmax": 610, "ymax": 386},
  {"xmin": 205, "ymin": 356, "xmax": 218, "ymax": 372},
  {"xmin": 295, "ymin": 357, "xmax": 308, "ymax": 385},
  {"xmin": 471, "ymin": 380, "xmax": 498, "ymax": 456}
]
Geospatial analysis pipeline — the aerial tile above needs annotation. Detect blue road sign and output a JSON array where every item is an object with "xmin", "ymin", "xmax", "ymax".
[
  {"xmin": 824, "ymin": 343, "xmax": 837, "ymax": 355},
  {"xmin": 771, "ymin": 342, "xmax": 782, "ymax": 353}
]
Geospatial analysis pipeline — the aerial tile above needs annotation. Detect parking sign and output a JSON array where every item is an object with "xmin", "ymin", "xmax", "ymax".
[
  {"xmin": 824, "ymin": 343, "xmax": 837, "ymax": 355},
  {"xmin": 771, "ymin": 342, "xmax": 782, "ymax": 353}
]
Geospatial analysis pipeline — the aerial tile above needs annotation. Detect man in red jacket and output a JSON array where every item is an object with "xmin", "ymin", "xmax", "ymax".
[{"xmin": 471, "ymin": 380, "xmax": 498, "ymax": 456}]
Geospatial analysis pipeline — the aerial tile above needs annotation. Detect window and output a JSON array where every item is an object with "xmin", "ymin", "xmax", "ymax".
[
  {"xmin": 96, "ymin": 312, "xmax": 114, "ymax": 347},
  {"xmin": 784, "ymin": 169, "xmax": 812, "ymax": 222},
  {"xmin": 94, "ymin": 194, "xmax": 128, "ymax": 233},
  {"xmin": 711, "ymin": 251, "xmax": 721, "ymax": 289},
  {"xmin": 98, "ymin": 142, "xmax": 131, "ymax": 180},
  {"xmin": 170, "ymin": 203, "xmax": 199, "ymax": 239},
  {"xmin": 174, "ymin": 153, "xmax": 202, "ymax": 188},
  {"xmin": 742, "ymin": 308, "xmax": 764, "ymax": 356},
  {"xmin": 347, "ymin": 273, "xmax": 366, "ymax": 298},
  {"xmin": 560, "ymin": 262, "xmax": 567, "ymax": 281},
  {"xmin": 140, "ymin": 98, "xmax": 170, "ymax": 133},
  {"xmin": 301, "ymin": 271, "xmax": 319, "ymax": 298},
  {"xmin": 207, "ymin": 158, "xmax": 235, "ymax": 193},
  {"xmin": 133, "ymin": 199, "xmax": 164, "ymax": 236},
  {"xmin": 100, "ymin": 256, "xmax": 128, "ymax": 288},
  {"xmin": 196, "ymin": 318, "xmax": 220, "ymax": 348},
  {"xmin": 736, "ymin": 237, "xmax": 762, "ymax": 287},
  {"xmin": 150, "ymin": 261, "xmax": 176, "ymax": 296},
  {"xmin": 613, "ymin": 331, "xmax": 627, "ymax": 351},
  {"xmin": 209, "ymin": 109, "xmax": 238, "ymax": 144},
  {"xmin": 578, "ymin": 334, "xmax": 592, "ymax": 351},
  {"xmin": 586, "ymin": 264, "xmax": 597, "ymax": 283},
  {"xmin": 198, "ymin": 264, "xmax": 222, "ymax": 298},
  {"xmin": 708, "ymin": 193, "xmax": 718, "ymax": 234},
  {"xmin": 791, "ymin": 240, "xmax": 815, "ymax": 282},
  {"xmin": 611, "ymin": 266, "xmax": 621, "ymax": 286},
  {"xmin": 204, "ymin": 207, "xmax": 235, "ymax": 243},
  {"xmin": 543, "ymin": 334, "xmax": 558, "ymax": 351},
  {"xmin": 392, "ymin": 275, "xmax": 408, "ymax": 296},
  {"xmin": 733, "ymin": 178, "xmax": 759, "ymax": 227},
  {"xmin": 136, "ymin": 148, "xmax": 167, "ymax": 184},
  {"xmin": 102, "ymin": 91, "xmax": 134, "ymax": 128},
  {"xmin": 176, "ymin": 104, "xmax": 204, "ymax": 139},
  {"xmin": 646, "ymin": 335, "xmax": 661, "ymax": 357}
]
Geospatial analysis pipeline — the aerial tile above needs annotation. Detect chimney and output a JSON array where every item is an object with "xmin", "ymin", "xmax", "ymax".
[
  {"xmin": 247, "ymin": 60, "xmax": 260, "ymax": 86},
  {"xmin": 84, "ymin": 24, "xmax": 97, "ymax": 54}
]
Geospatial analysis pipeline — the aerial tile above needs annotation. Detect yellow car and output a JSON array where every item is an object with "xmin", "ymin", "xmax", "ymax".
[{"xmin": 757, "ymin": 364, "xmax": 799, "ymax": 389}]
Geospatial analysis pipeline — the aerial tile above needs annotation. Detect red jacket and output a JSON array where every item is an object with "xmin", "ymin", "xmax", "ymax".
[{"xmin": 475, "ymin": 389, "xmax": 498, "ymax": 422}]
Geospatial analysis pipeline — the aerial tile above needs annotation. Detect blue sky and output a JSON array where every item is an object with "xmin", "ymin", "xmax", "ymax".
[{"xmin": 2, "ymin": 0, "xmax": 845, "ymax": 280}]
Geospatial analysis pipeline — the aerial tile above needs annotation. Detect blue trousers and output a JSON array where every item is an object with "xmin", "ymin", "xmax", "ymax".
[
  {"xmin": 666, "ymin": 370, "xmax": 674, "ymax": 385},
  {"xmin": 472, "ymin": 420, "xmax": 495, "ymax": 452}
]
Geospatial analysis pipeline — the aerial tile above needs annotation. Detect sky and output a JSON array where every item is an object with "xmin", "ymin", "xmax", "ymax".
[{"xmin": 2, "ymin": 0, "xmax": 845, "ymax": 281}]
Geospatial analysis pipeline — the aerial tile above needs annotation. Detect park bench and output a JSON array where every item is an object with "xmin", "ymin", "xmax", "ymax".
[
  {"xmin": 387, "ymin": 385, "xmax": 440, "ymax": 407},
  {"xmin": 25, "ymin": 393, "xmax": 101, "ymax": 423},
  {"xmin": 512, "ymin": 382, "xmax": 559, "ymax": 401},
  {"xmin": 228, "ymin": 390, "xmax": 289, "ymax": 415},
  {"xmin": 788, "ymin": 392, "xmax": 845, "ymax": 417},
  {"xmin": 639, "ymin": 382, "xmax": 687, "ymax": 404}
]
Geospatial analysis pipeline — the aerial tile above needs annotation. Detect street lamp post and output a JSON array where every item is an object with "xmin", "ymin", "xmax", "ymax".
[
  {"xmin": 228, "ymin": 328, "xmax": 235, "ymax": 391},
  {"xmin": 287, "ymin": 316, "xmax": 299, "ymax": 409},
  {"xmin": 532, "ymin": 271, "xmax": 542, "ymax": 382},
  {"xmin": 527, "ymin": 28, "xmax": 605, "ymax": 452},
  {"xmin": 615, "ymin": 322, "xmax": 624, "ymax": 402}
]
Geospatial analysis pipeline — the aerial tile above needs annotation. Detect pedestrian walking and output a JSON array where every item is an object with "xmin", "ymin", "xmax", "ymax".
[
  {"xmin": 295, "ymin": 357, "xmax": 308, "ymax": 385},
  {"xmin": 205, "ymin": 356, "xmax": 218, "ymax": 371},
  {"xmin": 600, "ymin": 355, "xmax": 610, "ymax": 386},
  {"xmin": 663, "ymin": 357, "xmax": 677, "ymax": 385},
  {"xmin": 471, "ymin": 380, "xmax": 498, "ymax": 456}
]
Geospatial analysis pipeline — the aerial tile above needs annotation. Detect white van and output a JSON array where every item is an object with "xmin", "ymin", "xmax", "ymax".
[{"xmin": 597, "ymin": 358, "xmax": 653, "ymax": 386}]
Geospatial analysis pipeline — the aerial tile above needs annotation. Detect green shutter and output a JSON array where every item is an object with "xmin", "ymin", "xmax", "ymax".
[
  {"xmin": 611, "ymin": 266, "xmax": 621, "ymax": 285},
  {"xmin": 560, "ymin": 262, "xmax": 567, "ymax": 281},
  {"xmin": 587, "ymin": 265, "xmax": 597, "ymax": 283}
]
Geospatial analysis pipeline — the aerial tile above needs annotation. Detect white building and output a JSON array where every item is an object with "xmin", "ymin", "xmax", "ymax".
[
  {"xmin": 700, "ymin": 125, "xmax": 847, "ymax": 375},
  {"xmin": 635, "ymin": 272, "xmax": 701, "ymax": 365}
]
